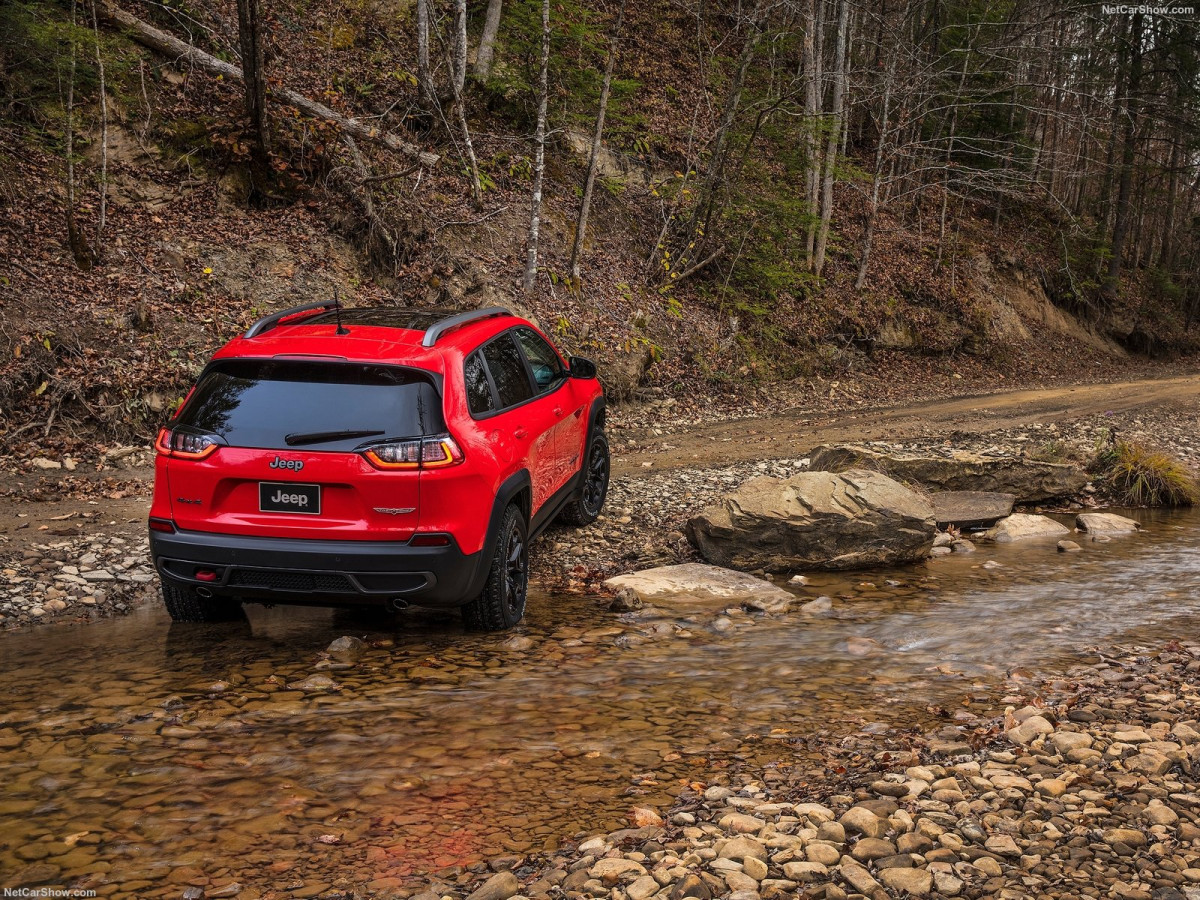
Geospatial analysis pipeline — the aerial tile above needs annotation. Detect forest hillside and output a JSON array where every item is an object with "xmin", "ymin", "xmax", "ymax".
[{"xmin": 1, "ymin": 0, "xmax": 1198, "ymax": 451}]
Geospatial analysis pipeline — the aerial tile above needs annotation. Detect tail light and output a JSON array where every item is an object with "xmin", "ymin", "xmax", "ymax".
[
  {"xmin": 363, "ymin": 435, "xmax": 463, "ymax": 470},
  {"xmin": 149, "ymin": 517, "xmax": 177, "ymax": 533},
  {"xmin": 155, "ymin": 427, "xmax": 223, "ymax": 460}
]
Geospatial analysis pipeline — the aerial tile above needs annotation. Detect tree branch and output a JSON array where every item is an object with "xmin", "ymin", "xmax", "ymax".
[{"xmin": 98, "ymin": 0, "xmax": 439, "ymax": 167}]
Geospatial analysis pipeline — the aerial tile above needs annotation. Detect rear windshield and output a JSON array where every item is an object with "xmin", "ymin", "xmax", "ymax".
[{"xmin": 175, "ymin": 359, "xmax": 444, "ymax": 450}]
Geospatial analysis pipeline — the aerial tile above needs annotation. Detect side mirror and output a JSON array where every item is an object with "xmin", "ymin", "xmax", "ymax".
[{"xmin": 567, "ymin": 355, "xmax": 597, "ymax": 379}]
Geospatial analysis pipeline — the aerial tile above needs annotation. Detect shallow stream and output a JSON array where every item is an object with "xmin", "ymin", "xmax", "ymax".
[{"xmin": 1, "ymin": 509, "xmax": 1197, "ymax": 896}]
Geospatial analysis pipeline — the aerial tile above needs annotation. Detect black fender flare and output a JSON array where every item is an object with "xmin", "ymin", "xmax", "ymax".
[
  {"xmin": 466, "ymin": 468, "xmax": 532, "ymax": 598},
  {"xmin": 581, "ymin": 394, "xmax": 607, "ymax": 463}
]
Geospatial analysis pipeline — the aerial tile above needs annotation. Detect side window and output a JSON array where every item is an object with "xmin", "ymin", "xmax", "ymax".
[
  {"xmin": 481, "ymin": 333, "xmax": 534, "ymax": 409},
  {"xmin": 514, "ymin": 327, "xmax": 566, "ymax": 394},
  {"xmin": 464, "ymin": 351, "xmax": 495, "ymax": 416}
]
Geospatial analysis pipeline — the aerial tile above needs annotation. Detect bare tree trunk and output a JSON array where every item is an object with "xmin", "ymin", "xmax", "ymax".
[
  {"xmin": 450, "ymin": 72, "xmax": 483, "ymax": 209},
  {"xmin": 936, "ymin": 46, "xmax": 970, "ymax": 271},
  {"xmin": 235, "ymin": 0, "xmax": 270, "ymax": 157},
  {"xmin": 475, "ymin": 0, "xmax": 503, "ymax": 79},
  {"xmin": 90, "ymin": 0, "xmax": 109, "ymax": 259},
  {"xmin": 692, "ymin": 4, "xmax": 766, "ymax": 254},
  {"xmin": 1103, "ymin": 12, "xmax": 1143, "ymax": 304},
  {"xmin": 452, "ymin": 0, "xmax": 467, "ymax": 97},
  {"xmin": 854, "ymin": 49, "xmax": 896, "ymax": 291},
  {"xmin": 813, "ymin": 0, "xmax": 849, "ymax": 277},
  {"xmin": 995, "ymin": 83, "xmax": 1019, "ymax": 229},
  {"xmin": 416, "ymin": 0, "xmax": 436, "ymax": 112},
  {"xmin": 522, "ymin": 0, "xmax": 550, "ymax": 294},
  {"xmin": 97, "ymin": 1, "xmax": 439, "ymax": 166},
  {"xmin": 802, "ymin": 0, "xmax": 819, "ymax": 267},
  {"xmin": 568, "ymin": 1, "xmax": 625, "ymax": 285},
  {"xmin": 1159, "ymin": 124, "xmax": 1181, "ymax": 268},
  {"xmin": 1095, "ymin": 14, "xmax": 1127, "ymax": 272},
  {"xmin": 65, "ymin": 0, "xmax": 92, "ymax": 271}
]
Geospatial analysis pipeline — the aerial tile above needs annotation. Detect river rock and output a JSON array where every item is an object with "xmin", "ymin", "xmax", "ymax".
[
  {"xmin": 839, "ymin": 806, "xmax": 887, "ymax": 838},
  {"xmin": 608, "ymin": 587, "xmax": 643, "ymax": 612},
  {"xmin": 782, "ymin": 861, "xmax": 827, "ymax": 883},
  {"xmin": 286, "ymin": 674, "xmax": 340, "ymax": 692},
  {"xmin": 687, "ymin": 470, "xmax": 936, "ymax": 572},
  {"xmin": 807, "ymin": 444, "xmax": 1088, "ymax": 502},
  {"xmin": 1076, "ymin": 512, "xmax": 1140, "ymax": 534},
  {"xmin": 466, "ymin": 872, "xmax": 520, "ymax": 900},
  {"xmin": 838, "ymin": 861, "xmax": 880, "ymax": 893},
  {"xmin": 1007, "ymin": 714, "xmax": 1054, "ymax": 745},
  {"xmin": 326, "ymin": 636, "xmax": 365, "ymax": 656},
  {"xmin": 604, "ymin": 564, "xmax": 794, "ymax": 610},
  {"xmin": 930, "ymin": 491, "xmax": 1016, "ymax": 526},
  {"xmin": 719, "ymin": 836, "xmax": 768, "ymax": 861},
  {"xmin": 591, "ymin": 859, "xmax": 646, "ymax": 880},
  {"xmin": 983, "ymin": 514, "xmax": 1070, "ymax": 542},
  {"xmin": 670, "ymin": 874, "xmax": 712, "ymax": 900},
  {"xmin": 878, "ymin": 867, "xmax": 932, "ymax": 896}
]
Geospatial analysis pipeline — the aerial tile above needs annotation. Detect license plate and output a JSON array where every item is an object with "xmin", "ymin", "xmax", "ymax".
[{"xmin": 259, "ymin": 482, "xmax": 321, "ymax": 515}]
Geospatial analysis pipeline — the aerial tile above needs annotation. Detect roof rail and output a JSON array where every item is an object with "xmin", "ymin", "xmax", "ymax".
[
  {"xmin": 421, "ymin": 307, "xmax": 512, "ymax": 347},
  {"xmin": 245, "ymin": 300, "xmax": 342, "ymax": 339}
]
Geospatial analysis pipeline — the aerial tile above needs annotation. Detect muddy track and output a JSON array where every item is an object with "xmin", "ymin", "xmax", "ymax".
[{"xmin": 612, "ymin": 373, "xmax": 1200, "ymax": 476}]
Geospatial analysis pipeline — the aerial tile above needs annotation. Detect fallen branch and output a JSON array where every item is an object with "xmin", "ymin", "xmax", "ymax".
[
  {"xmin": 433, "ymin": 204, "xmax": 508, "ymax": 236},
  {"xmin": 673, "ymin": 244, "xmax": 726, "ymax": 284},
  {"xmin": 357, "ymin": 164, "xmax": 421, "ymax": 186},
  {"xmin": 98, "ymin": 1, "xmax": 439, "ymax": 167}
]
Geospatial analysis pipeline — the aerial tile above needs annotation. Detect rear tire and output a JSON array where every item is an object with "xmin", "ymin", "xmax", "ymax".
[
  {"xmin": 462, "ymin": 504, "xmax": 528, "ymax": 632},
  {"xmin": 559, "ymin": 432, "xmax": 609, "ymax": 526},
  {"xmin": 161, "ymin": 582, "xmax": 244, "ymax": 623}
]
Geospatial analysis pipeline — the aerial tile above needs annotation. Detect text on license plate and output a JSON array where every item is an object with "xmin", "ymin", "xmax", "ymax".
[{"xmin": 259, "ymin": 482, "xmax": 321, "ymax": 515}]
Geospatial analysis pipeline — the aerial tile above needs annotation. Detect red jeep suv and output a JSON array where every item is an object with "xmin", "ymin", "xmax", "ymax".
[{"xmin": 149, "ymin": 303, "xmax": 608, "ymax": 631}]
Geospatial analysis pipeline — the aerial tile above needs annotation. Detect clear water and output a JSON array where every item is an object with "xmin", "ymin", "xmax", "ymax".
[{"xmin": 1, "ymin": 509, "xmax": 1196, "ymax": 895}]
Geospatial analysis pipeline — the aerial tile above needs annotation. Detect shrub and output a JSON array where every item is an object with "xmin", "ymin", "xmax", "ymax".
[{"xmin": 1090, "ymin": 440, "xmax": 1200, "ymax": 507}]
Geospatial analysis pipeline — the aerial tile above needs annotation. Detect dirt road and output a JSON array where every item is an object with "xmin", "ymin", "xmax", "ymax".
[
  {"xmin": 612, "ymin": 373, "xmax": 1200, "ymax": 475},
  {"xmin": 3, "ymin": 372, "xmax": 1197, "ymax": 548}
]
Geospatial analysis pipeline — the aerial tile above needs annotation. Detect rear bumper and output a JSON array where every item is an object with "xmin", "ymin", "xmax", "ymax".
[{"xmin": 149, "ymin": 527, "xmax": 484, "ymax": 608}]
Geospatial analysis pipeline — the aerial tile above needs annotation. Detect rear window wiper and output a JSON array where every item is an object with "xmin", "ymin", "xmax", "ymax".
[{"xmin": 284, "ymin": 429, "xmax": 386, "ymax": 446}]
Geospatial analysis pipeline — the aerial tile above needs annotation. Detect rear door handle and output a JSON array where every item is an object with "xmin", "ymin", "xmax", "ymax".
[
  {"xmin": 553, "ymin": 407, "xmax": 564, "ymax": 418},
  {"xmin": 513, "ymin": 428, "xmax": 528, "ymax": 439}
]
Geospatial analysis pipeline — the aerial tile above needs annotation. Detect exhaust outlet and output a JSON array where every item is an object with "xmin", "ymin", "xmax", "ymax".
[
  {"xmin": 195, "ymin": 585, "xmax": 215, "ymax": 599},
  {"xmin": 388, "ymin": 598, "xmax": 410, "ymax": 612}
]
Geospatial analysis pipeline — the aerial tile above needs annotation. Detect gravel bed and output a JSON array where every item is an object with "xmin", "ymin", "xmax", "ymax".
[
  {"xmin": 0, "ymin": 532, "xmax": 155, "ymax": 627},
  {"xmin": 432, "ymin": 643, "xmax": 1200, "ymax": 900}
]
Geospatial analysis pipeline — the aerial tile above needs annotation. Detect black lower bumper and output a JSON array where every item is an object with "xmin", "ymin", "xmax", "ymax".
[{"xmin": 150, "ymin": 528, "xmax": 484, "ymax": 608}]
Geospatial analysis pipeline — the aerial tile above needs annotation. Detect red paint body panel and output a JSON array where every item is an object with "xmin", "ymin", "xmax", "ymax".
[{"xmin": 150, "ymin": 312, "xmax": 603, "ymax": 556}]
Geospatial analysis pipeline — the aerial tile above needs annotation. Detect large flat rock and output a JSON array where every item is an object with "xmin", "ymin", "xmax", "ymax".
[
  {"xmin": 687, "ymin": 469, "xmax": 936, "ymax": 572},
  {"xmin": 808, "ymin": 444, "xmax": 1088, "ymax": 503},
  {"xmin": 604, "ymin": 564, "xmax": 794, "ymax": 609},
  {"xmin": 1076, "ymin": 512, "xmax": 1140, "ymax": 534},
  {"xmin": 931, "ymin": 491, "xmax": 1016, "ymax": 526},
  {"xmin": 983, "ymin": 513, "xmax": 1071, "ymax": 542}
]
